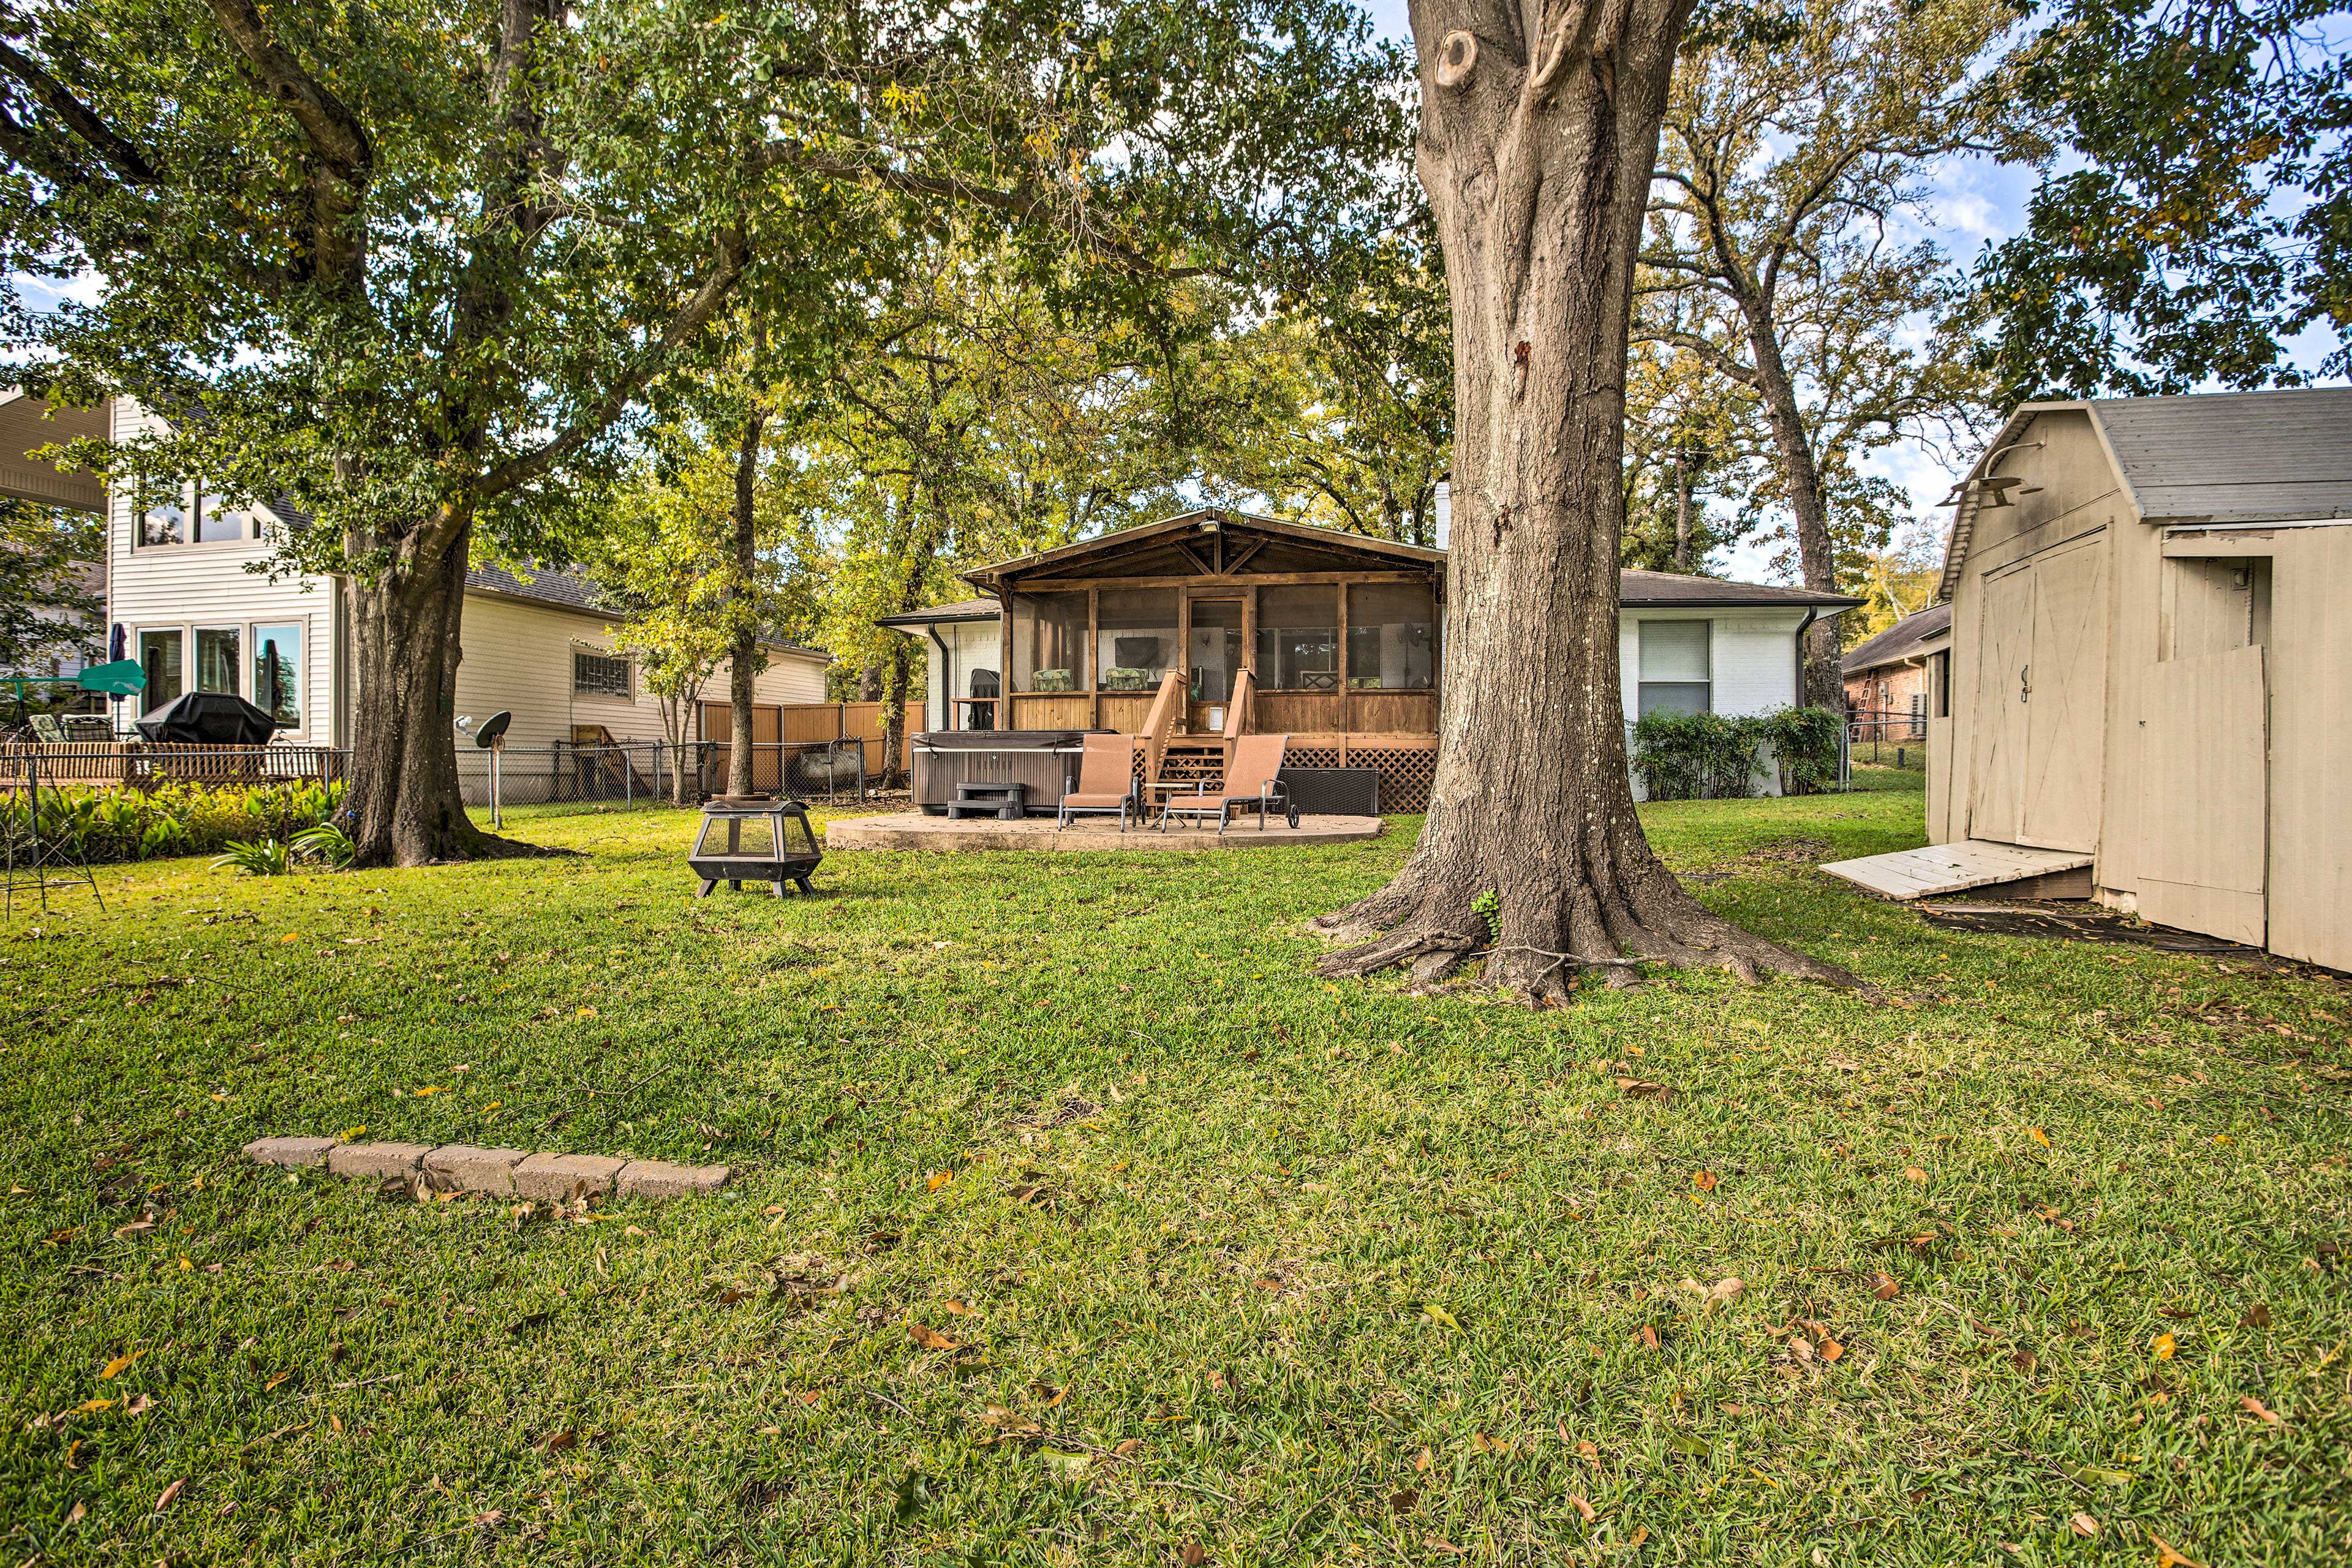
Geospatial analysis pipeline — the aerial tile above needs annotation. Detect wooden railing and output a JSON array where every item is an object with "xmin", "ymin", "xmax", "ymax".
[{"xmin": 0, "ymin": 742, "xmax": 345, "ymax": 791}]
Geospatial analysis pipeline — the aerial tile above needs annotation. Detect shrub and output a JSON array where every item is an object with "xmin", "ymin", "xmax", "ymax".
[
  {"xmin": 292, "ymin": 822, "xmax": 356, "ymax": 870},
  {"xmin": 213, "ymin": 837, "xmax": 293, "ymax": 876},
  {"xmin": 1630, "ymin": 706, "xmax": 1845, "ymax": 801},
  {"xmin": 0, "ymin": 778, "xmax": 346, "ymax": 865}
]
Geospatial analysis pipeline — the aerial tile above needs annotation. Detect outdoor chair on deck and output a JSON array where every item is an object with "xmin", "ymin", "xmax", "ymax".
[
  {"xmin": 1159, "ymin": 733, "xmax": 1297, "ymax": 834},
  {"xmin": 1056, "ymin": 731, "xmax": 1142, "ymax": 831}
]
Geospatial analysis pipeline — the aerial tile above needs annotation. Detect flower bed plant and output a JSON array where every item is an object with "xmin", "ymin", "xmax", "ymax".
[{"xmin": 0, "ymin": 778, "xmax": 346, "ymax": 865}]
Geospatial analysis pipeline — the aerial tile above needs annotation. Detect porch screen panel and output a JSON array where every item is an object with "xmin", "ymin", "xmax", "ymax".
[
  {"xmin": 1011, "ymin": 592, "xmax": 1088, "ymax": 692},
  {"xmin": 1095, "ymin": 589, "xmax": 1178, "ymax": 691},
  {"xmin": 1637, "ymin": 619, "xmax": 1711, "ymax": 715},
  {"xmin": 1255, "ymin": 585, "xmax": 1338, "ymax": 691},
  {"xmin": 1346, "ymin": 583, "xmax": 1436, "ymax": 689}
]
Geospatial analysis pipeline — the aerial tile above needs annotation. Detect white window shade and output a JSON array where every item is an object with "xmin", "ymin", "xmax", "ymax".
[{"xmin": 1637, "ymin": 620, "xmax": 1711, "ymax": 716}]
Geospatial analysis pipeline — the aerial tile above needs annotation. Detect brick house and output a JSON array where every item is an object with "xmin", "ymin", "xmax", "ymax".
[{"xmin": 1841, "ymin": 602, "xmax": 1950, "ymax": 738}]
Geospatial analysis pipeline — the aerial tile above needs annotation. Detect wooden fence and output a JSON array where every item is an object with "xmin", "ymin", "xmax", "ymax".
[
  {"xmin": 0, "ymin": 742, "xmax": 345, "ymax": 793},
  {"xmin": 699, "ymin": 701, "xmax": 924, "ymax": 777}
]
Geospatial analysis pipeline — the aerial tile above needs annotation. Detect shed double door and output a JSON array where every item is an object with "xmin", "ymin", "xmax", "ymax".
[{"xmin": 1970, "ymin": 532, "xmax": 2109, "ymax": 852}]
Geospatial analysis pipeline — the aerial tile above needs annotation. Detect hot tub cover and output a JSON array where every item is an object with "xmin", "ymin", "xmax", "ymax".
[{"xmin": 914, "ymin": 730, "xmax": 1088, "ymax": 750}]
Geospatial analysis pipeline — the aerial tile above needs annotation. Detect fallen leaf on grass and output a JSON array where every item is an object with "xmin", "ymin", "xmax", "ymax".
[
  {"xmin": 123, "ymin": 1394, "xmax": 154, "ymax": 1416},
  {"xmin": 1112, "ymin": 1438, "xmax": 1142, "ymax": 1457},
  {"xmin": 908, "ymin": 1324, "xmax": 961, "ymax": 1352},
  {"xmin": 99, "ymin": 1349, "xmax": 143, "ymax": 1379},
  {"xmin": 925, "ymin": 1170, "xmax": 954, "ymax": 1191},
  {"xmin": 153, "ymin": 1477, "xmax": 185, "ymax": 1512},
  {"xmin": 75, "ymin": 1398, "xmax": 114, "ymax": 1413},
  {"xmin": 475, "ymin": 1509, "xmax": 505, "ymax": 1528},
  {"xmin": 2239, "ymin": 1395, "xmax": 2282, "ymax": 1424},
  {"xmin": 979, "ymin": 1406, "xmax": 1041, "ymax": 1440},
  {"xmin": 2027, "ymin": 1127, "xmax": 2051, "ymax": 1148},
  {"xmin": 941, "ymin": 1298, "xmax": 974, "ymax": 1316},
  {"xmin": 64, "ymin": 1501, "xmax": 85, "ymax": 1526},
  {"xmin": 1870, "ymin": 1273, "xmax": 1901, "ymax": 1300},
  {"xmin": 1705, "ymin": 1277, "xmax": 1743, "ymax": 1308},
  {"xmin": 1614, "ymin": 1077, "xmax": 1670, "ymax": 1098},
  {"xmin": 1904, "ymin": 1166, "xmax": 1928, "ymax": 1183},
  {"xmin": 2150, "ymin": 1333, "xmax": 2176, "ymax": 1360},
  {"xmin": 1567, "ymin": 1493, "xmax": 1596, "ymax": 1523},
  {"xmin": 1030, "ymin": 1382, "xmax": 1065, "ymax": 1408},
  {"xmin": 542, "ymin": 1431, "xmax": 577, "ymax": 1453},
  {"xmin": 2069, "ymin": 1512, "xmax": 2098, "ymax": 1539},
  {"xmin": 1182, "ymin": 1540, "xmax": 1206, "ymax": 1566},
  {"xmin": 2241, "ymin": 1303, "xmax": 2273, "ymax": 1329},
  {"xmin": 1638, "ymin": 1324, "xmax": 1660, "ymax": 1351},
  {"xmin": 2148, "ymin": 1531, "xmax": 2207, "ymax": 1568},
  {"xmin": 1692, "ymin": 1170, "xmax": 1717, "ymax": 1192},
  {"xmin": 262, "ymin": 1371, "xmax": 290, "ymax": 1392}
]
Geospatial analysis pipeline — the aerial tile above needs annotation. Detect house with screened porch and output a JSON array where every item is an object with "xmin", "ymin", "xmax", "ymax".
[{"xmin": 879, "ymin": 509, "xmax": 1859, "ymax": 812}]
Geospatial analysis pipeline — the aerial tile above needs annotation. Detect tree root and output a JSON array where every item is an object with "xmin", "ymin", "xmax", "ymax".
[{"xmin": 1311, "ymin": 884, "xmax": 1861, "ymax": 1008}]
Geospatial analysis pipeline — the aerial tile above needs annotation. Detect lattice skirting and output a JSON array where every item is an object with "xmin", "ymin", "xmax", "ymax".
[{"xmin": 1128, "ymin": 739, "xmax": 1436, "ymax": 813}]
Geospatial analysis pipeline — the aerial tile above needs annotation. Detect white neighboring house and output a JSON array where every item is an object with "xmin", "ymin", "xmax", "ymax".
[{"xmin": 90, "ymin": 398, "xmax": 829, "ymax": 749}]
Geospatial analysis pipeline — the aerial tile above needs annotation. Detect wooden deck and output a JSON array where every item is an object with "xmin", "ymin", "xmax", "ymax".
[
  {"xmin": 823, "ymin": 812, "xmax": 1385, "ymax": 853},
  {"xmin": 1820, "ymin": 840, "xmax": 2094, "ymax": 900}
]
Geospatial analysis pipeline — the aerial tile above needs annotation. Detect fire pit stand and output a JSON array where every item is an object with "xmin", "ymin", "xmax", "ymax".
[{"xmin": 688, "ymin": 796, "xmax": 823, "ymax": 897}]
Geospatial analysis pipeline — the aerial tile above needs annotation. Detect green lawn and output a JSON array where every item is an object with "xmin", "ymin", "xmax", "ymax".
[{"xmin": 2, "ymin": 790, "xmax": 2346, "ymax": 1566}]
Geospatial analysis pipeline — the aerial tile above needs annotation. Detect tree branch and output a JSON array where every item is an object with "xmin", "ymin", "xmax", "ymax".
[
  {"xmin": 475, "ymin": 226, "xmax": 750, "ymax": 499},
  {"xmin": 0, "ymin": 36, "xmax": 160, "ymax": 184}
]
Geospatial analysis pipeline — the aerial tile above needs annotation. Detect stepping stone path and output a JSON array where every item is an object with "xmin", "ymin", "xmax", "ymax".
[{"xmin": 243, "ymin": 1135, "xmax": 727, "ymax": 1200}]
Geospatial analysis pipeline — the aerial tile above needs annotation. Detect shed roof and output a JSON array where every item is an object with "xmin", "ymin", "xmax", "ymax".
[
  {"xmin": 1842, "ymin": 603, "xmax": 1952, "ymax": 675},
  {"xmin": 1939, "ymin": 388, "xmax": 2352, "ymax": 597}
]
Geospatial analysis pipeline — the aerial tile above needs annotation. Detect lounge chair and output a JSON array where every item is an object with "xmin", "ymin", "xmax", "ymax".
[
  {"xmin": 1057, "ymin": 731, "xmax": 1142, "ymax": 830},
  {"xmin": 1159, "ymin": 732, "xmax": 1297, "ymax": 834}
]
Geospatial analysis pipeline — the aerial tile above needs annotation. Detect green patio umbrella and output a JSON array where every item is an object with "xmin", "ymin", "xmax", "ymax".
[{"xmin": 76, "ymin": 659, "xmax": 148, "ymax": 696}]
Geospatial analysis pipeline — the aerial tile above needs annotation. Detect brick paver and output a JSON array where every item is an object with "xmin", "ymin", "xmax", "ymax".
[
  {"xmin": 243, "ymin": 1135, "xmax": 337, "ymax": 1168},
  {"xmin": 512, "ymin": 1152, "xmax": 629, "ymax": 1201},
  {"xmin": 616, "ymin": 1160, "xmax": 732, "ymax": 1199}
]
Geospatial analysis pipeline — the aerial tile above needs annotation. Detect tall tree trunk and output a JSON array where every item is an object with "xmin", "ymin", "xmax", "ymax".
[
  {"xmin": 726, "ymin": 408, "xmax": 767, "ymax": 797},
  {"xmin": 878, "ymin": 637, "xmax": 913, "ymax": 790},
  {"xmin": 1672, "ymin": 453, "xmax": 1692, "ymax": 571},
  {"xmin": 1314, "ymin": 1, "xmax": 1850, "ymax": 1005},
  {"xmin": 345, "ymin": 510, "xmax": 484, "ymax": 866},
  {"xmin": 1743, "ymin": 307, "xmax": 1844, "ymax": 709}
]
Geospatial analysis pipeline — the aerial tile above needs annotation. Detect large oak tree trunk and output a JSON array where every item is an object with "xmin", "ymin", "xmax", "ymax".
[
  {"xmin": 1316, "ymin": 0, "xmax": 1850, "ymax": 1004},
  {"xmin": 344, "ymin": 511, "xmax": 488, "ymax": 867}
]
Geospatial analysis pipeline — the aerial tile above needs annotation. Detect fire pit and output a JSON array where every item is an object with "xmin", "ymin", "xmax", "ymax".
[{"xmin": 688, "ymin": 795, "xmax": 822, "ymax": 897}]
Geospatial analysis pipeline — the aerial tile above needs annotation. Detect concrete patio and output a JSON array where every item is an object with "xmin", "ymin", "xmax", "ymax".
[{"xmin": 821, "ymin": 811, "xmax": 1386, "ymax": 852}]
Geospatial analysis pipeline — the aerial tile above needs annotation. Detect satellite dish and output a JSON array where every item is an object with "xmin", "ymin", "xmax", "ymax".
[{"xmin": 472, "ymin": 710, "xmax": 511, "ymax": 750}]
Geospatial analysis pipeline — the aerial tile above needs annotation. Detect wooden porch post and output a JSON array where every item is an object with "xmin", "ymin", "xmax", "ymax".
[
  {"xmin": 1335, "ymin": 581, "xmax": 1351, "ymax": 734},
  {"xmin": 1087, "ymin": 587, "xmax": 1100, "ymax": 731},
  {"xmin": 997, "ymin": 585, "xmax": 1014, "ymax": 731}
]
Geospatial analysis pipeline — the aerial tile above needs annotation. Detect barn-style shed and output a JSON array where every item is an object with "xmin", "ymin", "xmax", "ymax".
[{"xmin": 1896, "ymin": 389, "xmax": 2350, "ymax": 971}]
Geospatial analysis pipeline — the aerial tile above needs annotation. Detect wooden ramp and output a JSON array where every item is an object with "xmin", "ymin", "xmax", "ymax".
[{"xmin": 1820, "ymin": 840, "xmax": 2092, "ymax": 901}]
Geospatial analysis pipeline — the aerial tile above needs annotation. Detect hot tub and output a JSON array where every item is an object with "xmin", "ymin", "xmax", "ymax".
[{"xmin": 912, "ymin": 731, "xmax": 1088, "ymax": 815}]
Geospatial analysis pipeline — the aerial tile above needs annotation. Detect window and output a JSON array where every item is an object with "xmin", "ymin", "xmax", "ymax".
[
  {"xmin": 253, "ymin": 623, "xmax": 303, "ymax": 728},
  {"xmin": 138, "ymin": 628, "xmax": 183, "ymax": 712},
  {"xmin": 1094, "ymin": 588, "xmax": 1177, "ymax": 692},
  {"xmin": 195, "ymin": 627, "xmax": 241, "ymax": 695},
  {"xmin": 137, "ymin": 477, "xmax": 186, "ymax": 547},
  {"xmin": 1637, "ymin": 619, "xmax": 1711, "ymax": 715},
  {"xmin": 1255, "ymin": 585, "xmax": 1338, "ymax": 691},
  {"xmin": 1346, "ymin": 582, "xmax": 1436, "ymax": 690},
  {"xmin": 573, "ymin": 650, "xmax": 631, "ymax": 697},
  {"xmin": 195, "ymin": 491, "xmax": 253, "ymax": 543},
  {"xmin": 1011, "ymin": 592, "xmax": 1088, "ymax": 692},
  {"xmin": 135, "ymin": 480, "xmax": 252, "ymax": 545}
]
